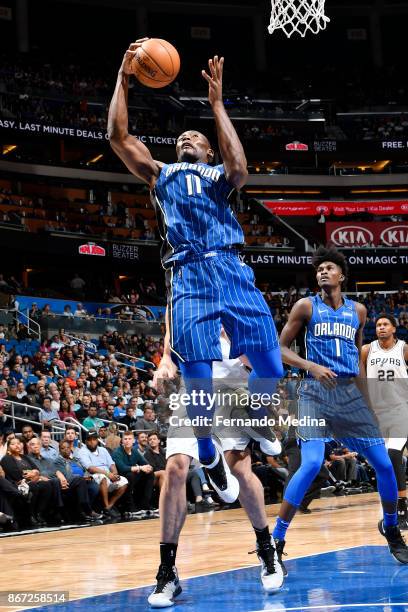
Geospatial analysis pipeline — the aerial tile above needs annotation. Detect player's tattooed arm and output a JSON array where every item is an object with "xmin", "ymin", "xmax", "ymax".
[
  {"xmin": 202, "ymin": 56, "xmax": 248, "ymax": 190},
  {"xmin": 108, "ymin": 39, "xmax": 162, "ymax": 188},
  {"xmin": 152, "ymin": 306, "xmax": 179, "ymax": 392},
  {"xmin": 279, "ymin": 298, "xmax": 337, "ymax": 382}
]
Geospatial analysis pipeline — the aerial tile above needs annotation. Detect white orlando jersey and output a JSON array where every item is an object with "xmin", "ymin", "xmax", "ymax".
[{"xmin": 367, "ymin": 339, "xmax": 408, "ymax": 410}]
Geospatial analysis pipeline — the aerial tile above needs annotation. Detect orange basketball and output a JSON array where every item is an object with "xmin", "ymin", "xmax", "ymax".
[{"xmin": 131, "ymin": 38, "xmax": 180, "ymax": 89}]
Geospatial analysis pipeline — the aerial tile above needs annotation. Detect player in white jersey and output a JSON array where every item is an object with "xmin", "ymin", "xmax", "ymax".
[
  {"xmin": 362, "ymin": 313, "xmax": 408, "ymax": 529},
  {"xmin": 148, "ymin": 327, "xmax": 283, "ymax": 608}
]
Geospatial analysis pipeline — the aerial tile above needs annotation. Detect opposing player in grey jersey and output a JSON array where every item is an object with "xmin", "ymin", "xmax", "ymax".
[
  {"xmin": 148, "ymin": 324, "xmax": 283, "ymax": 608},
  {"xmin": 362, "ymin": 313, "xmax": 408, "ymax": 529}
]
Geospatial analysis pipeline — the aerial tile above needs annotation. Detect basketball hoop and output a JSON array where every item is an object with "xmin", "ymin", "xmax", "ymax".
[{"xmin": 268, "ymin": 0, "xmax": 330, "ymax": 38}]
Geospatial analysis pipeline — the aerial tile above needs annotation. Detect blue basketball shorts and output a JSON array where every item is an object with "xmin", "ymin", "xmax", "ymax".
[
  {"xmin": 296, "ymin": 379, "xmax": 384, "ymax": 452},
  {"xmin": 165, "ymin": 250, "xmax": 279, "ymax": 362}
]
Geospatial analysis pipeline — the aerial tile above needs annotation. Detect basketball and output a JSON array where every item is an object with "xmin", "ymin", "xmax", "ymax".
[{"xmin": 131, "ymin": 38, "xmax": 180, "ymax": 88}]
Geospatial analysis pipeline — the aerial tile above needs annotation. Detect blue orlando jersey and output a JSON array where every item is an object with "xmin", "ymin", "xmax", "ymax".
[
  {"xmin": 151, "ymin": 162, "xmax": 245, "ymax": 268},
  {"xmin": 305, "ymin": 294, "xmax": 360, "ymax": 377}
]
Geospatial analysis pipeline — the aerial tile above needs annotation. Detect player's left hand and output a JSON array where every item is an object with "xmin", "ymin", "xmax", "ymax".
[{"xmin": 202, "ymin": 56, "xmax": 224, "ymax": 107}]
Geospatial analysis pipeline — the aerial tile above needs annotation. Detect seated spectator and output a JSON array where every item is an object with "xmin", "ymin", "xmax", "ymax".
[
  {"xmin": 20, "ymin": 425, "xmax": 37, "ymax": 452},
  {"xmin": 77, "ymin": 430, "xmax": 127, "ymax": 519},
  {"xmin": 27, "ymin": 437, "xmax": 64, "ymax": 521},
  {"xmin": 54, "ymin": 440, "xmax": 102, "ymax": 523},
  {"xmin": 74, "ymin": 303, "xmax": 87, "ymax": 318},
  {"xmin": 63, "ymin": 425, "xmax": 83, "ymax": 458},
  {"xmin": 40, "ymin": 430, "xmax": 59, "ymax": 460},
  {"xmin": 136, "ymin": 431, "xmax": 148, "ymax": 454},
  {"xmin": 120, "ymin": 405, "xmax": 139, "ymax": 430},
  {"xmin": 98, "ymin": 402, "xmax": 115, "ymax": 421},
  {"xmin": 1, "ymin": 437, "xmax": 54, "ymax": 526},
  {"xmin": 0, "ymin": 462, "xmax": 24, "ymax": 530},
  {"xmin": 39, "ymin": 397, "xmax": 60, "ymax": 427},
  {"xmin": 104, "ymin": 422, "xmax": 121, "ymax": 452},
  {"xmin": 112, "ymin": 431, "xmax": 156, "ymax": 517},
  {"xmin": 58, "ymin": 397, "xmax": 78, "ymax": 422},
  {"xmin": 326, "ymin": 443, "xmax": 358, "ymax": 484},
  {"xmin": 82, "ymin": 406, "xmax": 105, "ymax": 431},
  {"xmin": 144, "ymin": 432, "xmax": 166, "ymax": 491},
  {"xmin": 136, "ymin": 404, "xmax": 158, "ymax": 431}
]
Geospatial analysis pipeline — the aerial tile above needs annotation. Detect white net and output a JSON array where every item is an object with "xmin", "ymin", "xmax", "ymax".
[{"xmin": 268, "ymin": 0, "xmax": 330, "ymax": 38}]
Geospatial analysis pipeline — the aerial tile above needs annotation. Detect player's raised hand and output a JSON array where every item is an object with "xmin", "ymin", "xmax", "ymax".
[
  {"xmin": 202, "ymin": 55, "xmax": 224, "ymax": 107},
  {"xmin": 152, "ymin": 355, "xmax": 179, "ymax": 393},
  {"xmin": 120, "ymin": 38, "xmax": 149, "ymax": 74}
]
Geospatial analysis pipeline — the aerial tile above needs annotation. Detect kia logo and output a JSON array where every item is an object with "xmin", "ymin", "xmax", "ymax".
[
  {"xmin": 330, "ymin": 225, "xmax": 374, "ymax": 246},
  {"xmin": 380, "ymin": 225, "xmax": 408, "ymax": 247},
  {"xmin": 401, "ymin": 205, "xmax": 408, "ymax": 212}
]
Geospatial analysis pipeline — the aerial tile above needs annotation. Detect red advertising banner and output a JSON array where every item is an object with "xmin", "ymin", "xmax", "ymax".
[
  {"xmin": 326, "ymin": 222, "xmax": 408, "ymax": 248},
  {"xmin": 264, "ymin": 200, "xmax": 408, "ymax": 217}
]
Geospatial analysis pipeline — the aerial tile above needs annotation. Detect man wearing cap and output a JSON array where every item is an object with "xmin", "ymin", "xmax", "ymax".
[{"xmin": 77, "ymin": 430, "xmax": 128, "ymax": 519}]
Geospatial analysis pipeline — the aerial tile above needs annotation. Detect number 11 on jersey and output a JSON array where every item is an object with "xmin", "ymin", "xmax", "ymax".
[
  {"xmin": 186, "ymin": 175, "xmax": 202, "ymax": 196},
  {"xmin": 334, "ymin": 338, "xmax": 341, "ymax": 357}
]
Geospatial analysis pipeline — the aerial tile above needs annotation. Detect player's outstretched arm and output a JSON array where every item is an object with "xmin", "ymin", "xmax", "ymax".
[
  {"xmin": 202, "ymin": 56, "xmax": 248, "ymax": 190},
  {"xmin": 108, "ymin": 40, "xmax": 162, "ymax": 188},
  {"xmin": 280, "ymin": 299, "xmax": 337, "ymax": 381}
]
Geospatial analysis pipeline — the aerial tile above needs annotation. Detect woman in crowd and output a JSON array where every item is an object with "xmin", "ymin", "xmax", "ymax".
[{"xmin": 0, "ymin": 437, "xmax": 55, "ymax": 526}]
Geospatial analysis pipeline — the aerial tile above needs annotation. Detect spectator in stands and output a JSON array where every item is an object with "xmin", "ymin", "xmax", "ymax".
[
  {"xmin": 54, "ymin": 440, "xmax": 102, "ymax": 523},
  {"xmin": 15, "ymin": 380, "xmax": 29, "ymax": 402},
  {"xmin": 77, "ymin": 430, "xmax": 127, "ymax": 519},
  {"xmin": 20, "ymin": 425, "xmax": 36, "ymax": 451},
  {"xmin": 326, "ymin": 443, "xmax": 358, "ymax": 484},
  {"xmin": 63, "ymin": 425, "xmax": 82, "ymax": 457},
  {"xmin": 58, "ymin": 398, "xmax": 77, "ymax": 422},
  {"xmin": 40, "ymin": 430, "xmax": 59, "ymax": 460},
  {"xmin": 104, "ymin": 422, "xmax": 121, "ymax": 452},
  {"xmin": 136, "ymin": 431, "xmax": 148, "ymax": 454},
  {"xmin": 27, "ymin": 437, "xmax": 64, "ymax": 519},
  {"xmin": 74, "ymin": 303, "xmax": 87, "ymax": 318},
  {"xmin": 39, "ymin": 397, "xmax": 60, "ymax": 426},
  {"xmin": 82, "ymin": 406, "xmax": 104, "ymax": 431},
  {"xmin": 112, "ymin": 430, "xmax": 156, "ymax": 517},
  {"xmin": 98, "ymin": 402, "xmax": 115, "ymax": 421},
  {"xmin": 63, "ymin": 305, "xmax": 74, "ymax": 318},
  {"xmin": 119, "ymin": 405, "xmax": 139, "ymax": 430},
  {"xmin": 1, "ymin": 437, "xmax": 54, "ymax": 526},
  {"xmin": 136, "ymin": 404, "xmax": 157, "ymax": 431},
  {"xmin": 144, "ymin": 432, "xmax": 166, "ymax": 492}
]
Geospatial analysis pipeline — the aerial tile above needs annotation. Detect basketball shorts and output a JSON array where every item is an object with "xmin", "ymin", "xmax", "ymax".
[
  {"xmin": 375, "ymin": 405, "xmax": 408, "ymax": 446},
  {"xmin": 166, "ymin": 250, "xmax": 278, "ymax": 362},
  {"xmin": 166, "ymin": 399, "xmax": 256, "ymax": 461},
  {"xmin": 297, "ymin": 379, "xmax": 384, "ymax": 453}
]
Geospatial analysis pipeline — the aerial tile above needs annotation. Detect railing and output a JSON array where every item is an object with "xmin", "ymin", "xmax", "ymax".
[
  {"xmin": 0, "ymin": 307, "xmax": 41, "ymax": 340},
  {"xmin": 63, "ymin": 333, "xmax": 97, "ymax": 353},
  {"xmin": 114, "ymin": 350, "xmax": 155, "ymax": 373},
  {"xmin": 3, "ymin": 400, "xmax": 65, "ymax": 438},
  {"xmin": 22, "ymin": 309, "xmax": 41, "ymax": 339}
]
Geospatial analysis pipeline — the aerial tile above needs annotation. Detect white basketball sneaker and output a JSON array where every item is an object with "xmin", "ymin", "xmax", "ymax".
[
  {"xmin": 231, "ymin": 404, "xmax": 282, "ymax": 456},
  {"xmin": 203, "ymin": 440, "xmax": 240, "ymax": 503},
  {"xmin": 148, "ymin": 564, "xmax": 182, "ymax": 608},
  {"xmin": 256, "ymin": 539, "xmax": 284, "ymax": 593}
]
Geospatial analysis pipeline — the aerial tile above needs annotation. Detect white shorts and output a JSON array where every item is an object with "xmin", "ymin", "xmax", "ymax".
[
  {"xmin": 376, "ymin": 407, "xmax": 408, "ymax": 447},
  {"xmin": 92, "ymin": 473, "xmax": 128, "ymax": 492},
  {"xmin": 165, "ymin": 434, "xmax": 252, "ymax": 462}
]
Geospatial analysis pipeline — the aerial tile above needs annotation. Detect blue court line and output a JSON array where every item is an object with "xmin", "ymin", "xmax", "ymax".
[{"xmin": 25, "ymin": 545, "xmax": 408, "ymax": 612}]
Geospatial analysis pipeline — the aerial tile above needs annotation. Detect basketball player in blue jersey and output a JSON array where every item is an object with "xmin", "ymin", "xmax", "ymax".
[
  {"xmin": 108, "ymin": 39, "xmax": 283, "ymax": 502},
  {"xmin": 271, "ymin": 246, "xmax": 408, "ymax": 573}
]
